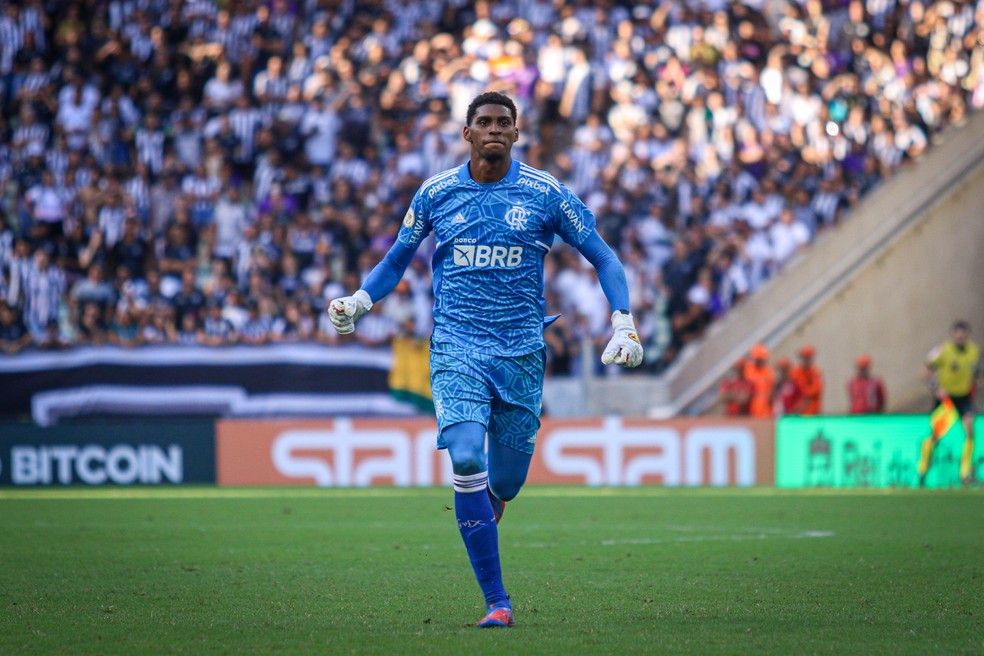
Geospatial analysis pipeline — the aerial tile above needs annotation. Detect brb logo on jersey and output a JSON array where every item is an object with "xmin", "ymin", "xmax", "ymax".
[{"xmin": 453, "ymin": 238, "xmax": 523, "ymax": 268}]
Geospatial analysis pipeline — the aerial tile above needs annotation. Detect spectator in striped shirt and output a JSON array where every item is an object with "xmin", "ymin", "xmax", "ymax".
[
  {"xmin": 12, "ymin": 106, "xmax": 47, "ymax": 157},
  {"xmin": 16, "ymin": 55, "xmax": 50, "ymax": 104},
  {"xmin": 176, "ymin": 310, "xmax": 202, "ymax": 346},
  {"xmin": 96, "ymin": 185, "xmax": 130, "ymax": 249},
  {"xmin": 181, "ymin": 163, "xmax": 222, "ymax": 229},
  {"xmin": 200, "ymin": 300, "xmax": 236, "ymax": 346},
  {"xmin": 23, "ymin": 249, "xmax": 65, "ymax": 342},
  {"xmin": 228, "ymin": 95, "xmax": 264, "ymax": 176},
  {"xmin": 0, "ymin": 3, "xmax": 24, "ymax": 76},
  {"xmin": 239, "ymin": 298, "xmax": 273, "ymax": 345}
]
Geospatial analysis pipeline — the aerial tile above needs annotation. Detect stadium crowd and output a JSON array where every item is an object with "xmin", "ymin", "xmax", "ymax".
[{"xmin": 0, "ymin": 0, "xmax": 982, "ymax": 375}]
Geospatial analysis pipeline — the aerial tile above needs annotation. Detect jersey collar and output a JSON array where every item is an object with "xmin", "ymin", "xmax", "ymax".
[{"xmin": 458, "ymin": 159, "xmax": 521, "ymax": 186}]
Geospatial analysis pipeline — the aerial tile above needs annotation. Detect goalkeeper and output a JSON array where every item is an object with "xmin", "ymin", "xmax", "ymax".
[{"xmin": 330, "ymin": 92, "xmax": 642, "ymax": 629}]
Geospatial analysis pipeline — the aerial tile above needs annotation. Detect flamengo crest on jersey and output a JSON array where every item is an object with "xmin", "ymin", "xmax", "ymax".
[
  {"xmin": 504, "ymin": 206, "xmax": 529, "ymax": 230},
  {"xmin": 397, "ymin": 160, "xmax": 596, "ymax": 356}
]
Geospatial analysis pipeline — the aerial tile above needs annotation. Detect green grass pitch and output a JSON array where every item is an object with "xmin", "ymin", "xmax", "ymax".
[{"xmin": 1, "ymin": 487, "xmax": 981, "ymax": 656}]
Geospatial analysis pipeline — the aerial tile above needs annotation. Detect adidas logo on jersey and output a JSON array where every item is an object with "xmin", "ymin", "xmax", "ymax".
[
  {"xmin": 451, "ymin": 213, "xmax": 466, "ymax": 224},
  {"xmin": 453, "ymin": 243, "xmax": 524, "ymax": 268}
]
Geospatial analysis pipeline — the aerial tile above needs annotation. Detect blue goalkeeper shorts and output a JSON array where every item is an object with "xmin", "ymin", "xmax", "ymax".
[{"xmin": 430, "ymin": 341, "xmax": 545, "ymax": 455}]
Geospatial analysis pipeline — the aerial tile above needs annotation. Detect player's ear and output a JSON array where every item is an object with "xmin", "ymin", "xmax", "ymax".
[{"xmin": 462, "ymin": 125, "xmax": 472, "ymax": 143}]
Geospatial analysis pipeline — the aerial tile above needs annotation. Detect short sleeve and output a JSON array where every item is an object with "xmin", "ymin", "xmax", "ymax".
[
  {"xmin": 548, "ymin": 184, "xmax": 597, "ymax": 247},
  {"xmin": 396, "ymin": 189, "xmax": 432, "ymax": 248}
]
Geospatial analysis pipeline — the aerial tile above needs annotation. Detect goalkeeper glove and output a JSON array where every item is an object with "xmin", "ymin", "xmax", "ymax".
[
  {"xmin": 328, "ymin": 289, "xmax": 373, "ymax": 335},
  {"xmin": 601, "ymin": 311, "xmax": 644, "ymax": 368}
]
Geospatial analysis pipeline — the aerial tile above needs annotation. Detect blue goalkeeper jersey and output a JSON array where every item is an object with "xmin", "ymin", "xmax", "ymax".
[{"xmin": 397, "ymin": 159, "xmax": 596, "ymax": 356}]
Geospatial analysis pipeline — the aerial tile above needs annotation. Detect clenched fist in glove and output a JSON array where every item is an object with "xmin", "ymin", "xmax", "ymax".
[
  {"xmin": 328, "ymin": 289, "xmax": 373, "ymax": 335},
  {"xmin": 601, "ymin": 311, "xmax": 644, "ymax": 368}
]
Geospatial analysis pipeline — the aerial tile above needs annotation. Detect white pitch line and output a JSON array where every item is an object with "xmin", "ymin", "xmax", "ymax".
[
  {"xmin": 598, "ymin": 530, "xmax": 834, "ymax": 547},
  {"xmin": 506, "ymin": 528, "xmax": 835, "ymax": 549}
]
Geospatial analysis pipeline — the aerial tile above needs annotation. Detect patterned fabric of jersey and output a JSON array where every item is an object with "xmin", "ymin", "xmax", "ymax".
[
  {"xmin": 431, "ymin": 341, "xmax": 545, "ymax": 455},
  {"xmin": 397, "ymin": 159, "xmax": 596, "ymax": 357}
]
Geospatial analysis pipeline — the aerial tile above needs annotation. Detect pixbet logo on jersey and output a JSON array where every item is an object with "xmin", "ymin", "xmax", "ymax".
[{"xmin": 452, "ymin": 239, "xmax": 523, "ymax": 268}]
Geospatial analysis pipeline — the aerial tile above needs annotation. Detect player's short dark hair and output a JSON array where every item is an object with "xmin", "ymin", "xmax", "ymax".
[
  {"xmin": 952, "ymin": 319, "xmax": 971, "ymax": 332},
  {"xmin": 466, "ymin": 91, "xmax": 518, "ymax": 127}
]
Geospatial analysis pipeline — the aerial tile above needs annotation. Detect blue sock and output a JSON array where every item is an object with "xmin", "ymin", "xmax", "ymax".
[{"xmin": 453, "ymin": 471, "xmax": 509, "ymax": 608}]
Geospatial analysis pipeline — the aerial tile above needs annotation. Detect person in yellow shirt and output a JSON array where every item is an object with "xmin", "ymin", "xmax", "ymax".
[{"xmin": 918, "ymin": 320, "xmax": 981, "ymax": 486}]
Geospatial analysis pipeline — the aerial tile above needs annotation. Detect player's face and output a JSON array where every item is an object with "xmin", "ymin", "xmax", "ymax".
[{"xmin": 463, "ymin": 104, "xmax": 518, "ymax": 161}]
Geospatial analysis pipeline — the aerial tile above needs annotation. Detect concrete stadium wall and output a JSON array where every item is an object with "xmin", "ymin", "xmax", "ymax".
[
  {"xmin": 660, "ymin": 110, "xmax": 984, "ymax": 417},
  {"xmin": 768, "ymin": 182, "xmax": 984, "ymax": 414}
]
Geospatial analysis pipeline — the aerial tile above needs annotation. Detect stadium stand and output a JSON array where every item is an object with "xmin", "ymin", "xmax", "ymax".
[{"xmin": 0, "ymin": 0, "xmax": 981, "ymax": 379}]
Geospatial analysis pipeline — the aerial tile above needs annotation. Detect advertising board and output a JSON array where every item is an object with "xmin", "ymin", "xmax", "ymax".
[
  {"xmin": 776, "ymin": 416, "xmax": 982, "ymax": 488},
  {"xmin": 0, "ymin": 421, "xmax": 216, "ymax": 486},
  {"xmin": 216, "ymin": 417, "xmax": 775, "ymax": 487}
]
